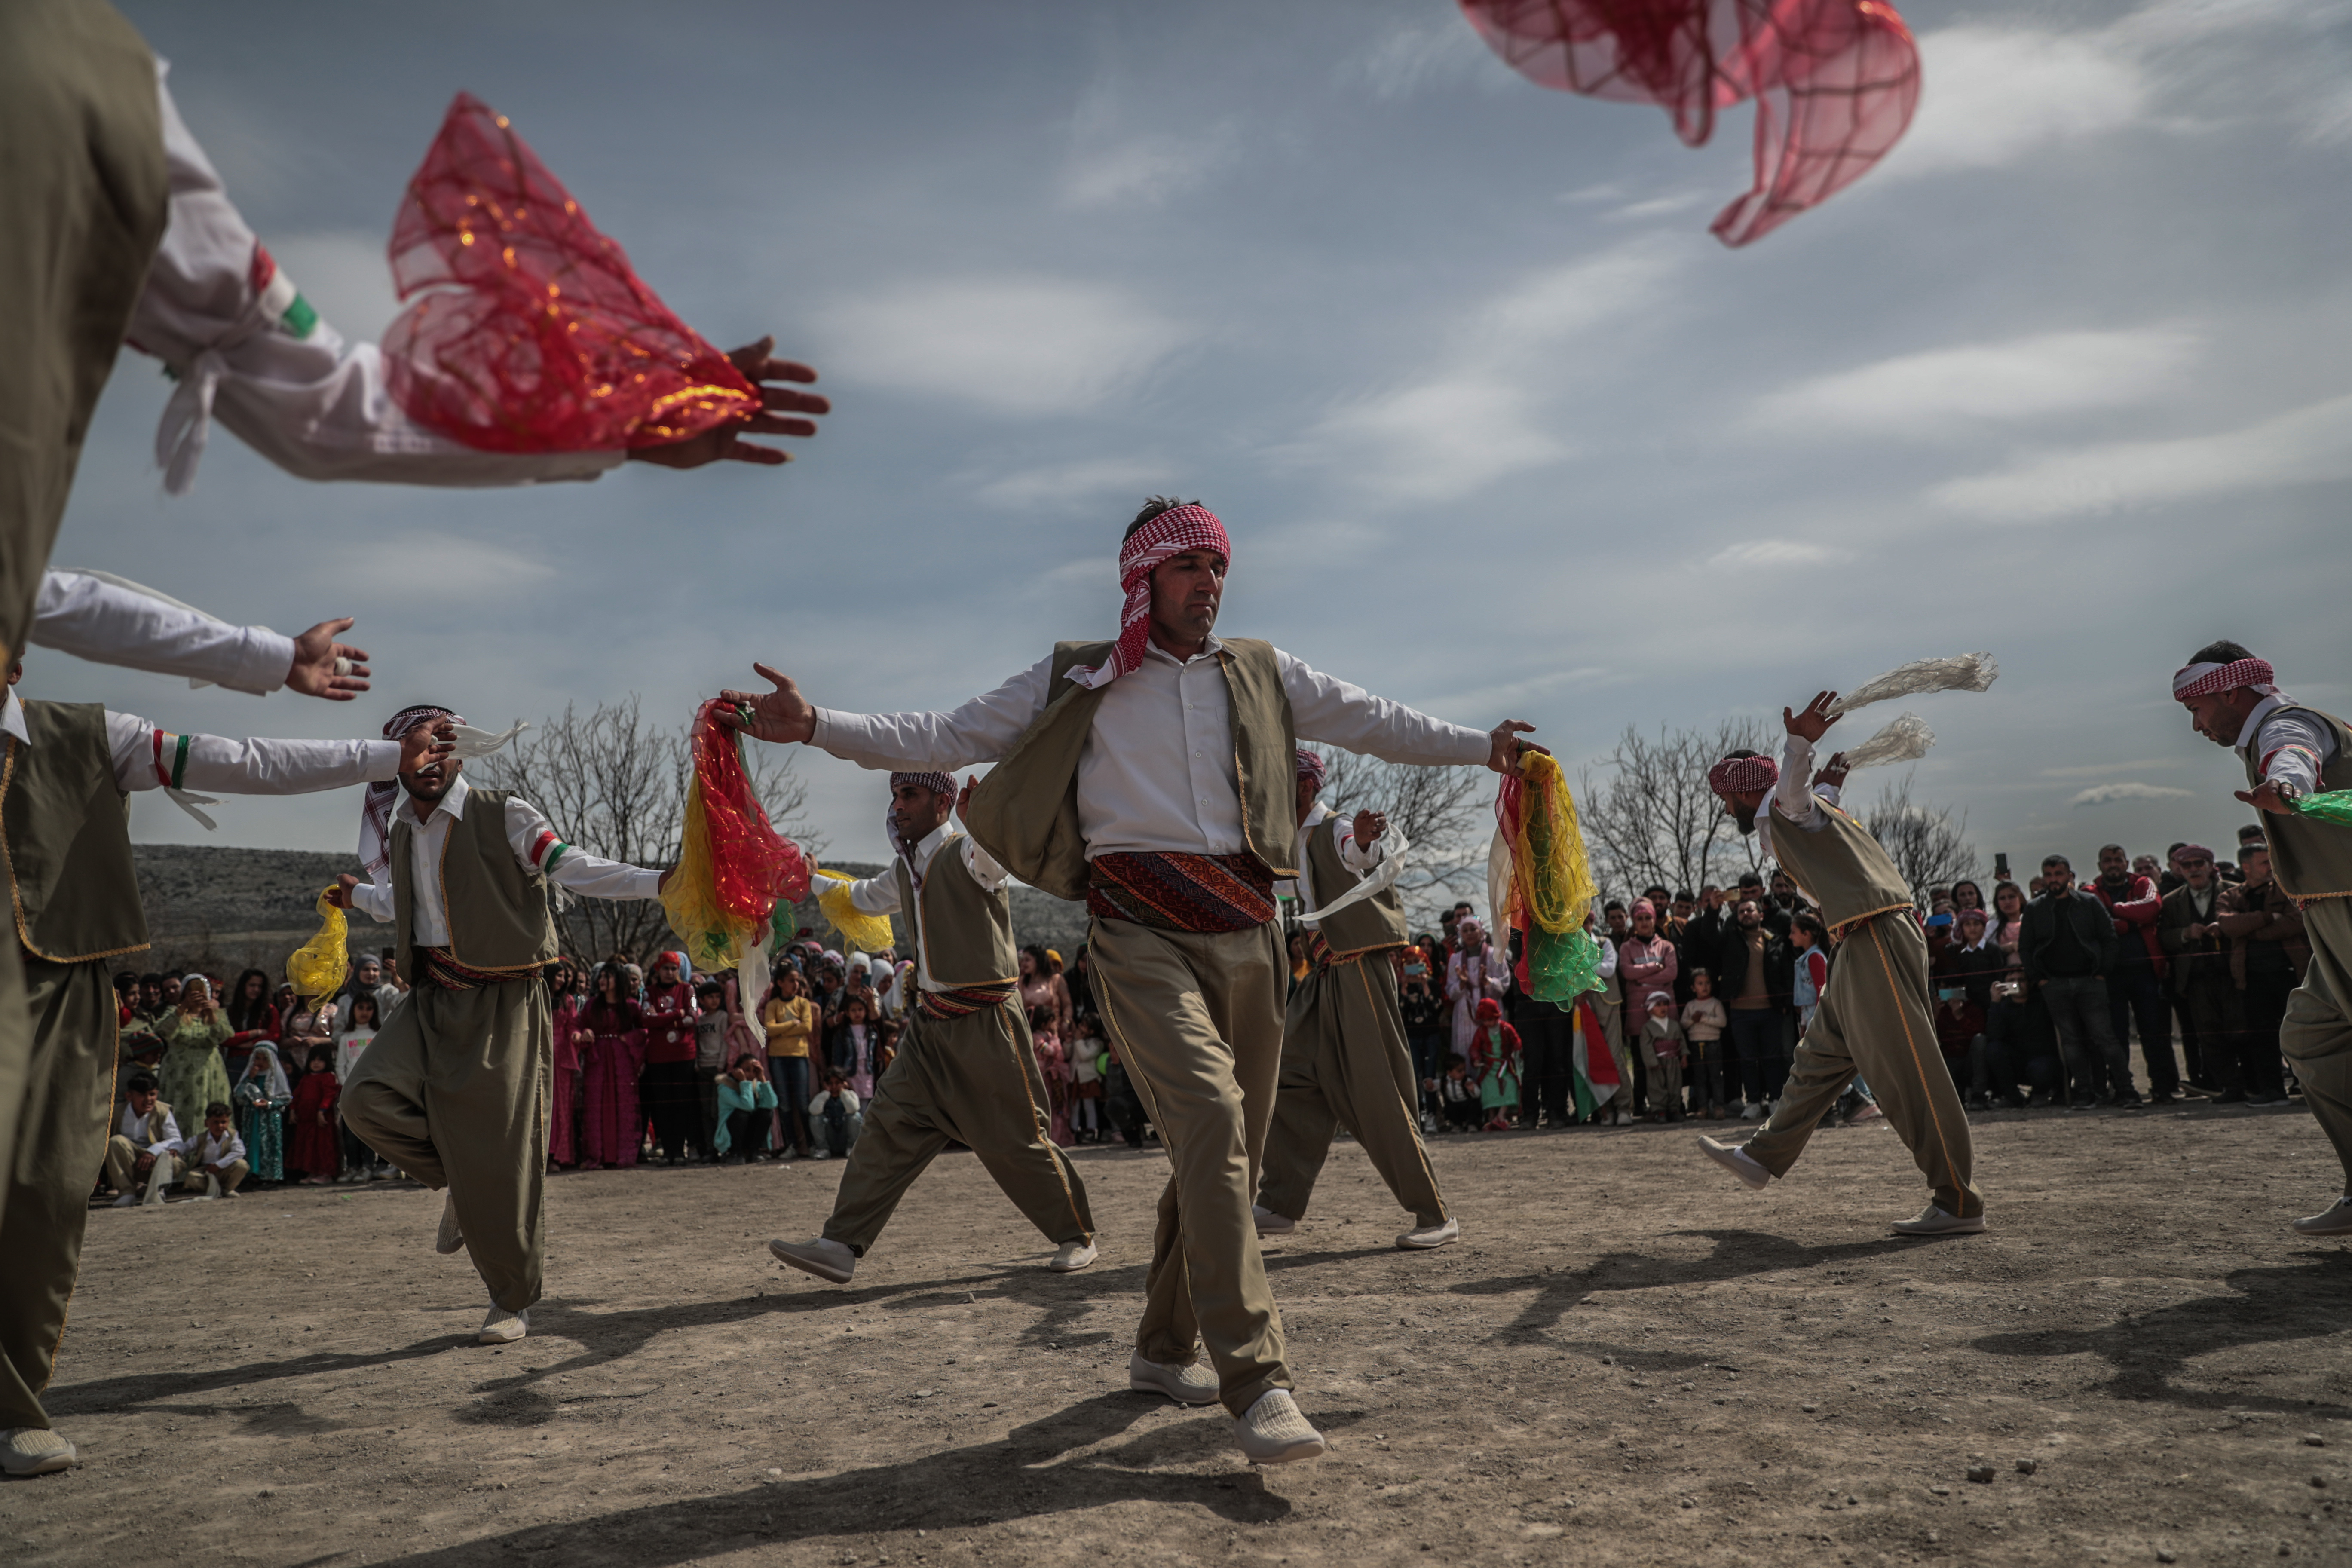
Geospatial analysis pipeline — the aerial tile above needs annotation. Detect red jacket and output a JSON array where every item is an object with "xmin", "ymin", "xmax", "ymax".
[
  {"xmin": 2088, "ymin": 874, "xmax": 2165, "ymax": 975},
  {"xmin": 642, "ymin": 983, "xmax": 698, "ymax": 1064}
]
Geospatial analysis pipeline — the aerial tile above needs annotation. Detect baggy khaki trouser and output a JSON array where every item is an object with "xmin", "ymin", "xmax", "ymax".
[
  {"xmin": 0, "ymin": 952, "xmax": 119, "ymax": 1430},
  {"xmin": 102, "ymin": 1136, "xmax": 176, "ymax": 1196},
  {"xmin": 181, "ymin": 1158, "xmax": 247, "ymax": 1194},
  {"xmin": 1258, "ymin": 954, "xmax": 1448, "ymax": 1229},
  {"xmin": 342, "ymin": 978, "xmax": 550, "ymax": 1312},
  {"xmin": 1741, "ymin": 910, "xmax": 1982, "ymax": 1219},
  {"xmin": 824, "ymin": 998, "xmax": 1093, "ymax": 1254},
  {"xmin": 1088, "ymin": 916, "xmax": 1290, "ymax": 1417},
  {"xmin": 2282, "ymin": 897, "xmax": 2352, "ymax": 1191}
]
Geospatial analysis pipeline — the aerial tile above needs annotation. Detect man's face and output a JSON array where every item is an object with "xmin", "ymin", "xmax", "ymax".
[
  {"xmin": 1770, "ymin": 870, "xmax": 1796, "ymax": 901},
  {"xmin": 2242, "ymin": 849, "xmax": 2272, "ymax": 886},
  {"xmin": 1605, "ymin": 909, "xmax": 1628, "ymax": 938},
  {"xmin": 890, "ymin": 782, "xmax": 951, "ymax": 844},
  {"xmin": 140, "ymin": 981, "xmax": 163, "ymax": 1011},
  {"xmin": 1672, "ymin": 897, "xmax": 1694, "ymax": 921},
  {"xmin": 2041, "ymin": 861, "xmax": 2073, "ymax": 894},
  {"xmin": 162, "ymin": 977, "xmax": 182, "ymax": 1004},
  {"xmin": 1148, "ymin": 548, "xmax": 1225, "ymax": 649},
  {"xmin": 1294, "ymin": 775, "xmax": 1318, "ymax": 827},
  {"xmin": 1719, "ymin": 788, "xmax": 1767, "ymax": 833},
  {"xmin": 128, "ymin": 1087, "xmax": 156, "ymax": 1116},
  {"xmin": 2098, "ymin": 846, "xmax": 2128, "ymax": 879},
  {"xmin": 1736, "ymin": 899, "xmax": 1762, "ymax": 929},
  {"xmin": 2183, "ymin": 689, "xmax": 2257, "ymax": 749},
  {"xmin": 400, "ymin": 734, "xmax": 460, "ymax": 804},
  {"xmin": 2180, "ymin": 852, "xmax": 2214, "ymax": 890},
  {"xmin": 2135, "ymin": 855, "xmax": 2160, "ymax": 880}
]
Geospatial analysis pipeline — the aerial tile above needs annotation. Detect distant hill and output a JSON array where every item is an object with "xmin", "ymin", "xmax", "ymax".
[{"xmin": 129, "ymin": 844, "xmax": 1091, "ymax": 975}]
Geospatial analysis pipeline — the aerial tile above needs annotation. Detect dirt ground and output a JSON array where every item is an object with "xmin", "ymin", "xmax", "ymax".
[{"xmin": 11, "ymin": 1102, "xmax": 2352, "ymax": 1567}]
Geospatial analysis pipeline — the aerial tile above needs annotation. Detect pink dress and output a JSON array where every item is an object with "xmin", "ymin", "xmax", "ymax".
[
  {"xmin": 549, "ymin": 995, "xmax": 586, "ymax": 1166},
  {"xmin": 580, "ymin": 1001, "xmax": 646, "ymax": 1167}
]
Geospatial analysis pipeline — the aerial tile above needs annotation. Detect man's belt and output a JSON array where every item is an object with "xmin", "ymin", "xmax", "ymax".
[
  {"xmin": 917, "ymin": 981, "xmax": 1017, "ymax": 1021},
  {"xmin": 418, "ymin": 946, "xmax": 540, "ymax": 991},
  {"xmin": 1087, "ymin": 851, "xmax": 1276, "ymax": 934}
]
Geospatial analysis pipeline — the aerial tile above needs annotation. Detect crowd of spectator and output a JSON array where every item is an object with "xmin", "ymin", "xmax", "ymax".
[{"xmin": 95, "ymin": 824, "xmax": 2305, "ymax": 1208}]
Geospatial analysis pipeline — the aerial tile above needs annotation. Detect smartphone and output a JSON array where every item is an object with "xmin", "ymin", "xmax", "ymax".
[{"xmin": 1994, "ymin": 851, "xmax": 2011, "ymax": 880}]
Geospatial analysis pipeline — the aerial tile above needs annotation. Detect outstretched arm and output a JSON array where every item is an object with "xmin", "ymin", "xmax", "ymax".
[
  {"xmin": 35, "ymin": 572, "xmax": 371, "ymax": 699},
  {"xmin": 1279, "ymin": 651, "xmax": 1544, "ymax": 774},
  {"xmin": 98, "ymin": 708, "xmax": 447, "ymax": 796},
  {"xmin": 1772, "ymin": 692, "xmax": 1840, "ymax": 827},
  {"xmin": 721, "ymin": 658, "xmax": 1052, "ymax": 772}
]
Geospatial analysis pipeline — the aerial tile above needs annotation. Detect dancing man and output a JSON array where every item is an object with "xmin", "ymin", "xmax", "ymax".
[
  {"xmin": 1694, "ymin": 692, "xmax": 1985, "ymax": 1237},
  {"xmin": 0, "ymin": 663, "xmax": 451, "ymax": 1477},
  {"xmin": 1253, "ymin": 748, "xmax": 1456, "ymax": 1250},
  {"xmin": 767, "ymin": 772, "xmax": 1097, "ymax": 1283},
  {"xmin": 723, "ymin": 497, "xmax": 1541, "ymax": 1464},
  {"xmin": 331, "ymin": 705, "xmax": 671, "ymax": 1345},
  {"xmin": 2171, "ymin": 641, "xmax": 2352, "ymax": 1235}
]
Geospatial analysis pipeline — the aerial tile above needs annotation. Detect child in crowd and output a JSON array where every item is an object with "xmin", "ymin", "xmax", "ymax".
[
  {"xmin": 334, "ymin": 992, "xmax": 388, "ymax": 1182},
  {"xmin": 1680, "ymin": 969, "xmax": 1728, "ymax": 1120},
  {"xmin": 874, "ymin": 1019, "xmax": 901, "ymax": 1079},
  {"xmin": 693, "ymin": 980, "xmax": 731, "ymax": 1164},
  {"xmin": 231, "ymin": 1043, "xmax": 291, "ymax": 1185},
  {"xmin": 829, "ymin": 996, "xmax": 880, "ymax": 1101},
  {"xmin": 184, "ymin": 1102, "xmax": 248, "ymax": 1199},
  {"xmin": 1068, "ymin": 1016, "xmax": 1106, "ymax": 1143},
  {"xmin": 289, "ymin": 1047, "xmax": 341, "ymax": 1185},
  {"xmin": 1470, "ymin": 998, "xmax": 1521, "ymax": 1132},
  {"xmin": 808, "ymin": 1069, "xmax": 863, "ymax": 1160},
  {"xmin": 1101, "ymin": 1040, "xmax": 1150, "ymax": 1148},
  {"xmin": 1642, "ymin": 990, "xmax": 1687, "ymax": 1123},
  {"xmin": 1933, "ymin": 984, "xmax": 1984, "ymax": 1089},
  {"xmin": 714, "ymin": 1054, "xmax": 778, "ymax": 1163},
  {"xmin": 1439, "ymin": 1054, "xmax": 1482, "ymax": 1131},
  {"xmin": 1791, "ymin": 914, "xmax": 1830, "ymax": 1031}
]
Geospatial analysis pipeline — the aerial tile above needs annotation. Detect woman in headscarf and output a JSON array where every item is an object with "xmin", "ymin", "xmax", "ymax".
[
  {"xmin": 232, "ymin": 1043, "xmax": 293, "ymax": 1184},
  {"xmin": 1445, "ymin": 916, "xmax": 1507, "ymax": 1056},
  {"xmin": 579, "ymin": 963, "xmax": 647, "ymax": 1170},
  {"xmin": 157, "ymin": 975, "xmax": 233, "ymax": 1130}
]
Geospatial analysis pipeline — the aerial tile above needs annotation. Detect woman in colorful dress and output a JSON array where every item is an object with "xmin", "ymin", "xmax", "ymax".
[
  {"xmin": 157, "ymin": 976, "xmax": 232, "ymax": 1129},
  {"xmin": 548, "ymin": 959, "xmax": 589, "ymax": 1171},
  {"xmin": 232, "ymin": 1043, "xmax": 293, "ymax": 1184},
  {"xmin": 288, "ymin": 1046, "xmax": 342, "ymax": 1185},
  {"xmin": 579, "ymin": 963, "xmax": 647, "ymax": 1170}
]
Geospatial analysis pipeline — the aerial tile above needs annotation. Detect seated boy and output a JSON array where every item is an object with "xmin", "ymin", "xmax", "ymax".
[
  {"xmin": 182, "ymin": 1102, "xmax": 249, "ymax": 1199},
  {"xmin": 104, "ymin": 1075, "xmax": 182, "ymax": 1207},
  {"xmin": 809, "ymin": 1070, "xmax": 864, "ymax": 1159}
]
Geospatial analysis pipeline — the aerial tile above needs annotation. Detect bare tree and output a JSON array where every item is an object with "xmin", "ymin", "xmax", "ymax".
[
  {"xmin": 475, "ymin": 697, "xmax": 821, "ymax": 964},
  {"xmin": 1859, "ymin": 770, "xmax": 1977, "ymax": 898},
  {"xmin": 1320, "ymin": 753, "xmax": 1493, "ymax": 930},
  {"xmin": 1579, "ymin": 718, "xmax": 1774, "ymax": 903}
]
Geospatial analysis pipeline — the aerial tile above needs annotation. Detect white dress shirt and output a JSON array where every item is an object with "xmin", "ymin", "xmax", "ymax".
[
  {"xmin": 33, "ymin": 571, "xmax": 296, "ymax": 695},
  {"xmin": 2234, "ymin": 693, "xmax": 2340, "ymax": 794},
  {"xmin": 0, "ymin": 690, "xmax": 398, "ymax": 797},
  {"xmin": 843, "ymin": 824, "xmax": 1009, "ymax": 993},
  {"xmin": 118, "ymin": 1102, "xmax": 182, "ymax": 1157},
  {"xmin": 346, "ymin": 773, "xmax": 663, "ymax": 945},
  {"xmin": 1293, "ymin": 802, "xmax": 1383, "ymax": 928},
  {"xmin": 129, "ymin": 69, "xmax": 623, "ymax": 495},
  {"xmin": 812, "ymin": 636, "xmax": 1491, "ymax": 860},
  {"xmin": 1754, "ymin": 735, "xmax": 1845, "ymax": 863},
  {"xmin": 188, "ymin": 1127, "xmax": 247, "ymax": 1169}
]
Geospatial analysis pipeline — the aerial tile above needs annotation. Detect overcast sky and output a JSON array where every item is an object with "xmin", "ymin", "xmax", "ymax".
[{"xmin": 55, "ymin": 0, "xmax": 2352, "ymax": 891}]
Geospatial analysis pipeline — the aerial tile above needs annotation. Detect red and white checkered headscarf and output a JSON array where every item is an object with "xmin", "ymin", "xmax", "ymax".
[
  {"xmin": 2172, "ymin": 656, "xmax": 2280, "ymax": 702},
  {"xmin": 1294, "ymin": 748, "xmax": 1326, "ymax": 789},
  {"xmin": 1707, "ymin": 753, "xmax": 1780, "ymax": 796},
  {"xmin": 889, "ymin": 770, "xmax": 957, "ymax": 799},
  {"xmin": 1066, "ymin": 504, "xmax": 1230, "ymax": 690},
  {"xmin": 360, "ymin": 705, "xmax": 460, "ymax": 877}
]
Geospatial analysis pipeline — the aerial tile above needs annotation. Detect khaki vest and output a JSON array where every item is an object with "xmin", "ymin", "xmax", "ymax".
[
  {"xmin": 1767, "ymin": 802, "xmax": 1915, "ymax": 932},
  {"xmin": 2245, "ymin": 704, "xmax": 2352, "ymax": 900},
  {"xmin": 962, "ymin": 638, "xmax": 1297, "ymax": 902},
  {"xmin": 1, "ymin": 701, "xmax": 150, "ymax": 963},
  {"xmin": 389, "ymin": 787, "xmax": 559, "ymax": 977},
  {"xmin": 1303, "ymin": 812, "xmax": 1406, "ymax": 958},
  {"xmin": 892, "ymin": 832, "xmax": 1018, "ymax": 987}
]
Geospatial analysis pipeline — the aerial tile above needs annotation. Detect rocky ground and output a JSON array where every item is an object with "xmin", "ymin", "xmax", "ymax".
[{"xmin": 9, "ymin": 1101, "xmax": 2351, "ymax": 1566}]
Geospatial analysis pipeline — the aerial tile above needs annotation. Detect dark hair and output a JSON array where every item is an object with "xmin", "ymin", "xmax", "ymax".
[
  {"xmin": 2188, "ymin": 638, "xmax": 2254, "ymax": 665},
  {"xmin": 1950, "ymin": 879, "xmax": 1983, "ymax": 910},
  {"xmin": 205, "ymin": 1100, "xmax": 232, "ymax": 1119},
  {"xmin": 2239, "ymin": 824, "xmax": 2267, "ymax": 842},
  {"xmin": 2041, "ymin": 854, "xmax": 2070, "ymax": 870},
  {"xmin": 2167, "ymin": 841, "xmax": 2187, "ymax": 854},
  {"xmin": 1737, "ymin": 872, "xmax": 1765, "ymax": 889},
  {"xmin": 696, "ymin": 981, "xmax": 724, "ymax": 1000},
  {"xmin": 2242, "ymin": 838, "xmax": 2269, "ymax": 855},
  {"xmin": 1603, "ymin": 899, "xmax": 1626, "ymax": 914},
  {"xmin": 1672, "ymin": 889, "xmax": 1694, "ymax": 903},
  {"xmin": 1123, "ymin": 495, "xmax": 1200, "ymax": 541},
  {"xmin": 1793, "ymin": 912, "xmax": 1829, "ymax": 943},
  {"xmin": 347, "ymin": 992, "xmax": 380, "ymax": 1029},
  {"xmin": 127, "ymin": 1072, "xmax": 158, "ymax": 1093},
  {"xmin": 306, "ymin": 1048, "xmax": 333, "ymax": 1072},
  {"xmin": 732, "ymin": 1053, "xmax": 765, "ymax": 1074},
  {"xmin": 1444, "ymin": 1053, "xmax": 1467, "ymax": 1070},
  {"xmin": 2098, "ymin": 843, "xmax": 2124, "ymax": 857},
  {"xmin": 225, "ymin": 967, "xmax": 273, "ymax": 1032}
]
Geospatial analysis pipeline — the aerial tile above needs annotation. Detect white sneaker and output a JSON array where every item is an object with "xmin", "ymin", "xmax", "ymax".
[
  {"xmin": 1251, "ymin": 1204, "xmax": 1297, "ymax": 1237},
  {"xmin": 1697, "ymin": 1135, "xmax": 1772, "ymax": 1191},
  {"xmin": 1234, "ymin": 1390, "xmax": 1326, "ymax": 1464},
  {"xmin": 1396, "ymin": 1216, "xmax": 1459, "ymax": 1250},
  {"xmin": 0, "ymin": 1427, "xmax": 75, "ymax": 1476},
  {"xmin": 1048, "ymin": 1239, "xmax": 1099, "ymax": 1272},
  {"xmin": 2292, "ymin": 1196, "xmax": 2352, "ymax": 1237},
  {"xmin": 478, "ymin": 1305, "xmax": 529, "ymax": 1344},
  {"xmin": 809, "ymin": 1149, "xmax": 832, "ymax": 1160},
  {"xmin": 1891, "ymin": 1204, "xmax": 1987, "ymax": 1236},
  {"xmin": 110, "ymin": 1192, "xmax": 138, "ymax": 1208},
  {"xmin": 1128, "ymin": 1351, "xmax": 1221, "ymax": 1406},
  {"xmin": 435, "ymin": 1191, "xmax": 465, "ymax": 1255},
  {"xmin": 1740, "ymin": 1102, "xmax": 1767, "ymax": 1121},
  {"xmin": 1611, "ymin": 1108, "xmax": 1632, "ymax": 1127},
  {"xmin": 767, "ymin": 1235, "xmax": 857, "ymax": 1283}
]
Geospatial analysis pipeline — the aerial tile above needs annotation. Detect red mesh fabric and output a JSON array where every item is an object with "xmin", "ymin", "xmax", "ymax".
[
  {"xmin": 1459, "ymin": 0, "xmax": 1921, "ymax": 246},
  {"xmin": 695, "ymin": 698, "xmax": 811, "ymax": 923},
  {"xmin": 383, "ymin": 93, "xmax": 756, "ymax": 452}
]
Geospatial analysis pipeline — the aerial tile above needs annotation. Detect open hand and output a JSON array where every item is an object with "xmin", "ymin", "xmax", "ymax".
[
  {"xmin": 956, "ymin": 774, "xmax": 979, "ymax": 826},
  {"xmin": 285, "ymin": 618, "xmax": 371, "ymax": 700},
  {"xmin": 1784, "ymin": 691, "xmax": 1840, "ymax": 745},
  {"xmin": 1815, "ymin": 751, "xmax": 1852, "ymax": 791},
  {"xmin": 397, "ymin": 720, "xmax": 456, "ymax": 777},
  {"xmin": 718, "ymin": 664, "xmax": 817, "ymax": 745},
  {"xmin": 1486, "ymin": 720, "xmax": 1549, "ymax": 776},
  {"xmin": 2235, "ymin": 783, "xmax": 2296, "ymax": 815},
  {"xmin": 627, "ymin": 338, "xmax": 828, "ymax": 469}
]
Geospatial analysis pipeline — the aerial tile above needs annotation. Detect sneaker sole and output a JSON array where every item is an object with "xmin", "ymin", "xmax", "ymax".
[
  {"xmin": 477, "ymin": 1329, "xmax": 527, "ymax": 1345},
  {"xmin": 766, "ymin": 1240, "xmax": 854, "ymax": 1284},
  {"xmin": 1697, "ymin": 1139, "xmax": 1770, "ymax": 1191},
  {"xmin": 0, "ymin": 1450, "xmax": 74, "ymax": 1477},
  {"xmin": 1396, "ymin": 1230, "xmax": 1459, "ymax": 1250},
  {"xmin": 1892, "ymin": 1218, "xmax": 1988, "ymax": 1236},
  {"xmin": 1129, "ymin": 1373, "xmax": 1221, "ymax": 1407},
  {"xmin": 1237, "ymin": 1433, "xmax": 1328, "ymax": 1465},
  {"xmin": 2291, "ymin": 1220, "xmax": 2352, "ymax": 1237},
  {"xmin": 1047, "ymin": 1252, "xmax": 1098, "ymax": 1273}
]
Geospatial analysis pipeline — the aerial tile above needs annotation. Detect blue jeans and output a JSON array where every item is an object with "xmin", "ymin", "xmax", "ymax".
[{"xmin": 769, "ymin": 1054, "xmax": 812, "ymax": 1153}]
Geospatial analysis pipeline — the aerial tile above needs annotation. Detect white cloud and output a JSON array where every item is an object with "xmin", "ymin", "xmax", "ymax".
[
  {"xmin": 2070, "ymin": 781, "xmax": 2198, "ymax": 806},
  {"xmin": 809, "ymin": 278, "xmax": 1188, "ymax": 418},
  {"xmin": 1342, "ymin": 16, "xmax": 1508, "ymax": 101},
  {"xmin": 975, "ymin": 457, "xmax": 1170, "ymax": 513},
  {"xmin": 1061, "ymin": 132, "xmax": 1237, "ymax": 208},
  {"xmin": 1709, "ymin": 540, "xmax": 1852, "ymax": 569},
  {"xmin": 1932, "ymin": 392, "xmax": 2352, "ymax": 521},
  {"xmin": 2042, "ymin": 759, "xmax": 2181, "ymax": 779},
  {"xmin": 266, "ymin": 230, "xmax": 402, "ymax": 343},
  {"xmin": 341, "ymin": 532, "xmax": 554, "ymax": 598},
  {"xmin": 1885, "ymin": 26, "xmax": 2151, "ymax": 178},
  {"xmin": 1750, "ymin": 328, "xmax": 2199, "ymax": 439}
]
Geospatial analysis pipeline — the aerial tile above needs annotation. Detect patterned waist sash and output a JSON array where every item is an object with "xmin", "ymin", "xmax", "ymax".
[
  {"xmin": 1305, "ymin": 931, "xmax": 1402, "ymax": 970},
  {"xmin": 917, "ymin": 981, "xmax": 1017, "ymax": 1021},
  {"xmin": 1087, "ymin": 851, "xmax": 1276, "ymax": 934},
  {"xmin": 419, "ymin": 946, "xmax": 539, "ymax": 991}
]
